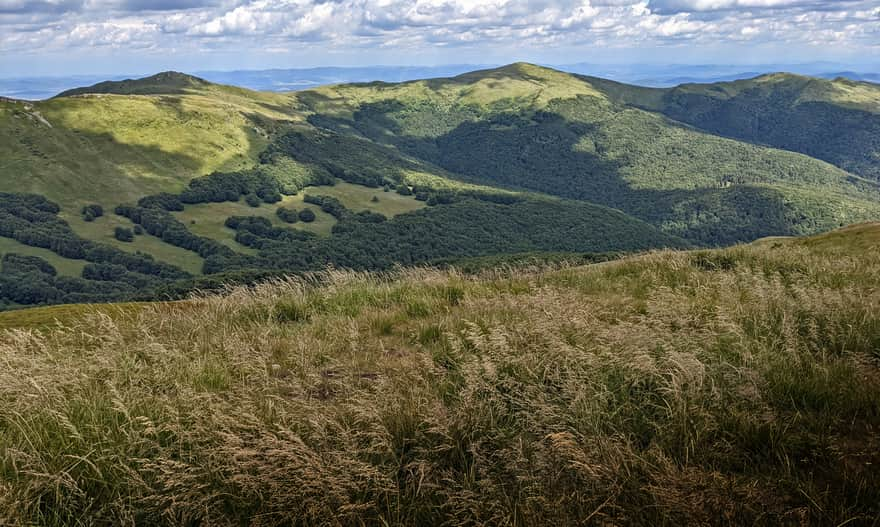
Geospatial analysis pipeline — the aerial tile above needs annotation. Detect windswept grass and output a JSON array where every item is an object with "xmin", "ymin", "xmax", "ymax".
[
  {"xmin": 0, "ymin": 232, "xmax": 879, "ymax": 525},
  {"xmin": 0, "ymin": 302, "xmax": 151, "ymax": 331}
]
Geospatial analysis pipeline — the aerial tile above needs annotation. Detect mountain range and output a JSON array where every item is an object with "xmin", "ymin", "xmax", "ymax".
[
  {"xmin": 1, "ymin": 62, "xmax": 879, "ymax": 308},
  {"xmin": 3, "ymin": 62, "xmax": 877, "ymax": 101}
]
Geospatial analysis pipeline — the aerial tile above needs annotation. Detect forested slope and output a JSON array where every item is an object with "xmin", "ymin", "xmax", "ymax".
[{"xmin": 295, "ymin": 64, "xmax": 880, "ymax": 244}]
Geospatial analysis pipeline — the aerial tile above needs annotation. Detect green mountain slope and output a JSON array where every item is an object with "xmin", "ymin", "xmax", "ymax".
[
  {"xmin": 0, "ymin": 78, "xmax": 298, "ymax": 211},
  {"xmin": 56, "ymin": 71, "xmax": 212, "ymax": 97},
  {"xmin": 588, "ymin": 73, "xmax": 880, "ymax": 180}
]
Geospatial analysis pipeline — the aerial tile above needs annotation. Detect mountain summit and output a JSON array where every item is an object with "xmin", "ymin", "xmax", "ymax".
[{"xmin": 55, "ymin": 71, "xmax": 212, "ymax": 97}]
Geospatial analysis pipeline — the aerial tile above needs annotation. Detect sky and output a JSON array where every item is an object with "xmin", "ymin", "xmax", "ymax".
[{"xmin": 1, "ymin": 0, "xmax": 878, "ymax": 77}]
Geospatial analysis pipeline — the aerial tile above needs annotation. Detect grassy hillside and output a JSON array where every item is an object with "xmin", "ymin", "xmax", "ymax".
[
  {"xmin": 0, "ymin": 236, "xmax": 86, "ymax": 276},
  {"xmin": 65, "ymin": 212, "xmax": 205, "ymax": 275},
  {"xmin": 172, "ymin": 181, "xmax": 425, "ymax": 251},
  {"xmin": 0, "ymin": 76, "xmax": 298, "ymax": 212},
  {"xmin": 56, "ymin": 71, "xmax": 213, "ymax": 97},
  {"xmin": 788, "ymin": 221, "xmax": 880, "ymax": 253},
  {"xmin": 1, "ymin": 225, "xmax": 878, "ymax": 525}
]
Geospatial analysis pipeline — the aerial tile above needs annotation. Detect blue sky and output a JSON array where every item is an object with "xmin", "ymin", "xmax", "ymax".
[{"xmin": 1, "ymin": 0, "xmax": 878, "ymax": 77}]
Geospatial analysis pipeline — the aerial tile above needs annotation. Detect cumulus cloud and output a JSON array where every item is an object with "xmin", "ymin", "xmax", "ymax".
[
  {"xmin": 0, "ymin": 0, "xmax": 877, "ymax": 69},
  {"xmin": 648, "ymin": 0, "xmax": 866, "ymax": 14},
  {"xmin": 0, "ymin": 0, "xmax": 84, "ymax": 14},
  {"xmin": 117, "ymin": 0, "xmax": 220, "ymax": 11}
]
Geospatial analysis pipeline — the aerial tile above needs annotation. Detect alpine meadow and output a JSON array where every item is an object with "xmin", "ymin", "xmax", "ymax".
[{"xmin": 1, "ymin": 2, "xmax": 880, "ymax": 522}]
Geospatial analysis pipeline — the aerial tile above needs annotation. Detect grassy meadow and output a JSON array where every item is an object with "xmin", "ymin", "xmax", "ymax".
[
  {"xmin": 63, "ymin": 213, "xmax": 205, "ymax": 275},
  {"xmin": 0, "ymin": 85, "xmax": 297, "ymax": 215},
  {"xmin": 0, "ymin": 225, "xmax": 878, "ymax": 525},
  {"xmin": 310, "ymin": 181, "xmax": 426, "ymax": 217},
  {"xmin": 173, "ymin": 197, "xmax": 338, "ymax": 250},
  {"xmin": 0, "ymin": 237, "xmax": 87, "ymax": 277},
  {"xmin": 173, "ymin": 181, "xmax": 426, "ymax": 250}
]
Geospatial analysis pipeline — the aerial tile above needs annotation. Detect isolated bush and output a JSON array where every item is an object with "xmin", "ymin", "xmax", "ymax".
[
  {"xmin": 244, "ymin": 193, "xmax": 261, "ymax": 208},
  {"xmin": 82, "ymin": 204, "xmax": 103, "ymax": 221},
  {"xmin": 114, "ymin": 226, "xmax": 134, "ymax": 242},
  {"xmin": 298, "ymin": 208, "xmax": 316, "ymax": 223},
  {"xmin": 276, "ymin": 206, "xmax": 299, "ymax": 223}
]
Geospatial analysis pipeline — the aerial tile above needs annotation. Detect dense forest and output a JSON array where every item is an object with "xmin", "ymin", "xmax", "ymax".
[{"xmin": 638, "ymin": 76, "xmax": 880, "ymax": 181}]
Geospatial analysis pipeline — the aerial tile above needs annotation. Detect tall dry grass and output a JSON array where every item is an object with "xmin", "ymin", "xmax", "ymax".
[{"xmin": 1, "ymin": 241, "xmax": 879, "ymax": 525}]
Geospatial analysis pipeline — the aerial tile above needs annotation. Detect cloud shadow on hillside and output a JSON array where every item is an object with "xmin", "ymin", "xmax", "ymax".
[{"xmin": 303, "ymin": 101, "xmax": 827, "ymax": 246}]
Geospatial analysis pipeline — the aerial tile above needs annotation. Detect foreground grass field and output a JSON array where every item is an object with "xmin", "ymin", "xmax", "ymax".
[{"xmin": 1, "ymin": 226, "xmax": 879, "ymax": 525}]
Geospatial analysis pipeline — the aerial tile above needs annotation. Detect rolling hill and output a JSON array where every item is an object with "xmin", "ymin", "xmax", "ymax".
[
  {"xmin": 56, "ymin": 71, "xmax": 215, "ymax": 97},
  {"xmin": 0, "ymin": 74, "xmax": 298, "ymax": 209},
  {"xmin": 1, "ymin": 63, "xmax": 879, "ymax": 309}
]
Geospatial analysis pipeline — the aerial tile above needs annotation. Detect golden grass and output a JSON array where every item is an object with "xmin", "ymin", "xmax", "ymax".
[
  {"xmin": 0, "ymin": 301, "xmax": 151, "ymax": 331},
  {"xmin": 0, "ymin": 231, "xmax": 879, "ymax": 525}
]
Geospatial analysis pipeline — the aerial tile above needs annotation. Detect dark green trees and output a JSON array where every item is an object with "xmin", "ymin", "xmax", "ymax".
[
  {"xmin": 82, "ymin": 204, "xmax": 103, "ymax": 222},
  {"xmin": 276, "ymin": 206, "xmax": 299, "ymax": 223},
  {"xmin": 298, "ymin": 209, "xmax": 316, "ymax": 223},
  {"xmin": 244, "ymin": 194, "xmax": 261, "ymax": 207},
  {"xmin": 114, "ymin": 227, "xmax": 134, "ymax": 242}
]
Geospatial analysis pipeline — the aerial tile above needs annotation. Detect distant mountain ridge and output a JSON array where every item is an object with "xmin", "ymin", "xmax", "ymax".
[
  {"xmin": 55, "ymin": 71, "xmax": 212, "ymax": 98},
  {"xmin": 2, "ymin": 62, "xmax": 876, "ymax": 101},
  {"xmin": 583, "ymin": 72, "xmax": 880, "ymax": 180}
]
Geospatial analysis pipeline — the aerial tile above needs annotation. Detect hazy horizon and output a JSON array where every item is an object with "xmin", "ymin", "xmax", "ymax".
[
  {"xmin": 3, "ymin": 59, "xmax": 879, "ymax": 101},
  {"xmin": 3, "ymin": 58, "xmax": 879, "ymax": 80},
  {"xmin": 2, "ymin": 1, "xmax": 878, "ymax": 79}
]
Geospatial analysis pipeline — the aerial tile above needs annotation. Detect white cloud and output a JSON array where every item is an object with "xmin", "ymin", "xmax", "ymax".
[
  {"xmin": 648, "ymin": 0, "xmax": 866, "ymax": 13},
  {"xmin": 0, "ymin": 0, "xmax": 877, "ymax": 70}
]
